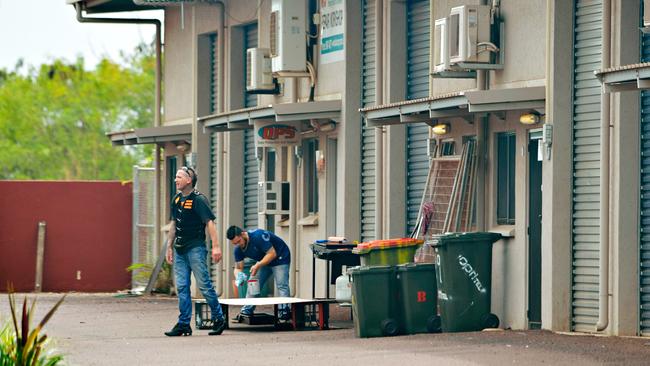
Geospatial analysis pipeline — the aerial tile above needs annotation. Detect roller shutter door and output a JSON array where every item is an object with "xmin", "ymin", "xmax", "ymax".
[
  {"xmin": 360, "ymin": 0, "xmax": 377, "ymax": 242},
  {"xmin": 405, "ymin": 0, "xmax": 430, "ymax": 235},
  {"xmin": 571, "ymin": 0, "xmax": 602, "ymax": 332}
]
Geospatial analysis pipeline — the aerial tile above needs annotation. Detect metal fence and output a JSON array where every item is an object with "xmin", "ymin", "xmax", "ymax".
[{"xmin": 131, "ymin": 166, "xmax": 156, "ymax": 290}]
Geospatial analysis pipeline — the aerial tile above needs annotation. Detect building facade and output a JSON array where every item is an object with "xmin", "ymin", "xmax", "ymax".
[{"xmin": 70, "ymin": 0, "xmax": 650, "ymax": 336}]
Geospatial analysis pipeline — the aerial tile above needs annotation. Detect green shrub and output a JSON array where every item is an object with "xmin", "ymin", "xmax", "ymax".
[{"xmin": 0, "ymin": 284, "xmax": 65, "ymax": 366}]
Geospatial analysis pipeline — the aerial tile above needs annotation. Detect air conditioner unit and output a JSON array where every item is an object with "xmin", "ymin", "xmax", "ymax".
[
  {"xmin": 246, "ymin": 48, "xmax": 276, "ymax": 92},
  {"xmin": 258, "ymin": 181, "xmax": 290, "ymax": 214},
  {"xmin": 270, "ymin": 0, "xmax": 306, "ymax": 73},
  {"xmin": 448, "ymin": 5, "xmax": 491, "ymax": 65},
  {"xmin": 433, "ymin": 17, "xmax": 449, "ymax": 73}
]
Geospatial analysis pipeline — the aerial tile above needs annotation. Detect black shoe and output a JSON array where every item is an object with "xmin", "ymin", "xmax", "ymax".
[
  {"xmin": 209, "ymin": 317, "xmax": 226, "ymax": 336},
  {"xmin": 164, "ymin": 323, "xmax": 192, "ymax": 337}
]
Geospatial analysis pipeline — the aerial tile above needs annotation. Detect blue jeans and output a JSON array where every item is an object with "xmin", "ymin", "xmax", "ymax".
[
  {"xmin": 242, "ymin": 263, "xmax": 290, "ymax": 316},
  {"xmin": 174, "ymin": 245, "xmax": 224, "ymax": 325}
]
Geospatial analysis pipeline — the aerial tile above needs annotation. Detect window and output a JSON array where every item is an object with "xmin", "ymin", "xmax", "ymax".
[
  {"xmin": 496, "ymin": 132, "xmax": 516, "ymax": 225},
  {"xmin": 304, "ymin": 138, "xmax": 319, "ymax": 214},
  {"xmin": 440, "ymin": 139, "xmax": 456, "ymax": 156}
]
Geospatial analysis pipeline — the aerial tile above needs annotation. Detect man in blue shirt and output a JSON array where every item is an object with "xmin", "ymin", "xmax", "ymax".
[{"xmin": 226, "ymin": 225, "xmax": 291, "ymax": 320}]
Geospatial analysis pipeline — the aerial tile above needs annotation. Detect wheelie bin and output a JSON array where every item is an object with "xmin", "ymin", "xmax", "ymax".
[
  {"xmin": 349, "ymin": 266, "xmax": 400, "ymax": 338},
  {"xmin": 431, "ymin": 232, "xmax": 502, "ymax": 332},
  {"xmin": 396, "ymin": 263, "xmax": 441, "ymax": 334}
]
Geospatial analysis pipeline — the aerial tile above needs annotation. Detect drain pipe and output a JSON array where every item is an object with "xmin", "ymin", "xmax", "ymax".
[
  {"xmin": 374, "ymin": 0, "xmax": 384, "ymax": 239},
  {"xmin": 215, "ymin": 0, "xmax": 226, "ymax": 297},
  {"xmin": 596, "ymin": 0, "xmax": 612, "ymax": 332},
  {"xmin": 74, "ymin": 1, "xmax": 164, "ymax": 267},
  {"xmin": 289, "ymin": 78, "xmax": 298, "ymax": 295}
]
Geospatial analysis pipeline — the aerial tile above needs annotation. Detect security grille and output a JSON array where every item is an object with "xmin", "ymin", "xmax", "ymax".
[
  {"xmin": 571, "ymin": 0, "xmax": 603, "ymax": 332},
  {"xmin": 131, "ymin": 166, "xmax": 156, "ymax": 290}
]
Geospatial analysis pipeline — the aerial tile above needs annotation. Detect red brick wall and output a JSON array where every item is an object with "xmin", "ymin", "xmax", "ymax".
[{"xmin": 0, "ymin": 181, "xmax": 133, "ymax": 292}]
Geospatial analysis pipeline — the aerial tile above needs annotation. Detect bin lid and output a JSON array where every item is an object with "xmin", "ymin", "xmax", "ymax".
[
  {"xmin": 396, "ymin": 262, "xmax": 435, "ymax": 272},
  {"xmin": 428, "ymin": 232, "xmax": 502, "ymax": 247},
  {"xmin": 348, "ymin": 265, "xmax": 394, "ymax": 275},
  {"xmin": 353, "ymin": 238, "xmax": 423, "ymax": 254}
]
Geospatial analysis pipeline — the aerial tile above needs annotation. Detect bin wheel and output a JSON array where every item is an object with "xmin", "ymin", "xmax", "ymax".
[
  {"xmin": 482, "ymin": 313, "xmax": 499, "ymax": 329},
  {"xmin": 426, "ymin": 315, "xmax": 442, "ymax": 333},
  {"xmin": 381, "ymin": 318, "xmax": 399, "ymax": 337}
]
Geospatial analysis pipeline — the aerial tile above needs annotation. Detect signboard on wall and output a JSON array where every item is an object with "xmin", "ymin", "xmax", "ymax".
[
  {"xmin": 253, "ymin": 120, "xmax": 302, "ymax": 148},
  {"xmin": 319, "ymin": 0, "xmax": 345, "ymax": 64}
]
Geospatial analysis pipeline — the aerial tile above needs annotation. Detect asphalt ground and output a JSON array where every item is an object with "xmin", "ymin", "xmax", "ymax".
[{"xmin": 1, "ymin": 293, "xmax": 650, "ymax": 366}]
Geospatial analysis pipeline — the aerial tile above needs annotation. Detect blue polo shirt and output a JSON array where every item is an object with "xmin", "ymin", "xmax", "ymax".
[{"xmin": 233, "ymin": 229, "xmax": 291, "ymax": 266}]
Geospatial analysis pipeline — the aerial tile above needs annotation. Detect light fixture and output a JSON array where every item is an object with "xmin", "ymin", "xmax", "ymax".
[
  {"xmin": 432, "ymin": 123, "xmax": 450, "ymax": 135},
  {"xmin": 519, "ymin": 113, "xmax": 540, "ymax": 125}
]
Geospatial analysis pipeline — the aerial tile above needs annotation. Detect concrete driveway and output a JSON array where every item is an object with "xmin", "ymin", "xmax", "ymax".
[{"xmin": 1, "ymin": 293, "xmax": 650, "ymax": 366}]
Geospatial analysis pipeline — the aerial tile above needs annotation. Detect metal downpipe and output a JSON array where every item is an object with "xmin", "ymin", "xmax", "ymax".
[
  {"xmin": 75, "ymin": 2, "xmax": 164, "ymax": 277},
  {"xmin": 596, "ymin": 0, "xmax": 612, "ymax": 332}
]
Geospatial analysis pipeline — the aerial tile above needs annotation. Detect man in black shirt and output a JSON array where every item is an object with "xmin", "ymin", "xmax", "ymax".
[{"xmin": 164, "ymin": 166, "xmax": 226, "ymax": 337}]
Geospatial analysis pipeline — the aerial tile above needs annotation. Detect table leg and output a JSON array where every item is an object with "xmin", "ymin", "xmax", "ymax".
[
  {"xmin": 326, "ymin": 260, "xmax": 330, "ymax": 299},
  {"xmin": 312, "ymin": 255, "xmax": 316, "ymax": 299},
  {"xmin": 222, "ymin": 304, "xmax": 229, "ymax": 329}
]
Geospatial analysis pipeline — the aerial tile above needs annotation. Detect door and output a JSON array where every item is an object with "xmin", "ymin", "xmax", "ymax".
[
  {"xmin": 360, "ymin": 0, "xmax": 377, "ymax": 242},
  {"xmin": 528, "ymin": 133, "xmax": 543, "ymax": 329},
  {"xmin": 571, "ymin": 0, "xmax": 602, "ymax": 332},
  {"xmin": 405, "ymin": 0, "xmax": 431, "ymax": 236}
]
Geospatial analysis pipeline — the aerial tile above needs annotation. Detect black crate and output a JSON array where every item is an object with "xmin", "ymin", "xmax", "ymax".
[{"xmin": 194, "ymin": 300, "xmax": 213, "ymax": 329}]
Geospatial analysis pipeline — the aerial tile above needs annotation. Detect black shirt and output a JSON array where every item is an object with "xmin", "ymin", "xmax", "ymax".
[{"xmin": 171, "ymin": 190, "xmax": 216, "ymax": 253}]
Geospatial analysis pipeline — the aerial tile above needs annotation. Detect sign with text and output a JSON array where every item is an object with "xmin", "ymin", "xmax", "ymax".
[
  {"xmin": 319, "ymin": 0, "xmax": 345, "ymax": 64},
  {"xmin": 253, "ymin": 120, "xmax": 301, "ymax": 148}
]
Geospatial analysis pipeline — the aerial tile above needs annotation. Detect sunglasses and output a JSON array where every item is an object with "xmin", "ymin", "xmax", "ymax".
[
  {"xmin": 180, "ymin": 166, "xmax": 195, "ymax": 179},
  {"xmin": 180, "ymin": 166, "xmax": 197, "ymax": 186}
]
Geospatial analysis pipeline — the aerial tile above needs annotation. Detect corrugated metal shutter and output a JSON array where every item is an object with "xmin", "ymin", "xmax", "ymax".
[
  {"xmin": 360, "ymin": 0, "xmax": 376, "ymax": 242},
  {"xmin": 243, "ymin": 129, "xmax": 259, "ymax": 230},
  {"xmin": 244, "ymin": 23, "xmax": 258, "ymax": 108},
  {"xmin": 209, "ymin": 33, "xmax": 220, "ymax": 280},
  {"xmin": 243, "ymin": 23, "xmax": 259, "ymax": 230},
  {"xmin": 640, "ymin": 20, "xmax": 650, "ymax": 336},
  {"xmin": 405, "ymin": 0, "xmax": 430, "ymax": 235},
  {"xmin": 571, "ymin": 0, "xmax": 602, "ymax": 332}
]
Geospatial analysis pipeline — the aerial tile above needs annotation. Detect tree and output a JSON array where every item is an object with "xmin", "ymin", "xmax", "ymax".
[{"xmin": 0, "ymin": 43, "xmax": 156, "ymax": 180}]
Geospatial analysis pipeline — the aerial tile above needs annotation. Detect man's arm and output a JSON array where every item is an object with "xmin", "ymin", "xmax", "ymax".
[
  {"xmin": 165, "ymin": 221, "xmax": 176, "ymax": 264},
  {"xmin": 250, "ymin": 247, "xmax": 277, "ymax": 276},
  {"xmin": 206, "ymin": 220, "xmax": 222, "ymax": 263},
  {"xmin": 234, "ymin": 261, "xmax": 244, "ymax": 275}
]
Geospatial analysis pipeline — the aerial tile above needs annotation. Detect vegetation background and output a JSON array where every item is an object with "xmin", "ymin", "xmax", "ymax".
[{"xmin": 0, "ymin": 43, "xmax": 155, "ymax": 180}]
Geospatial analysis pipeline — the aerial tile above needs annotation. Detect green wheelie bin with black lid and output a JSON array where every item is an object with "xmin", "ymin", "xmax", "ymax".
[
  {"xmin": 396, "ymin": 263, "xmax": 441, "ymax": 334},
  {"xmin": 431, "ymin": 232, "xmax": 502, "ymax": 332},
  {"xmin": 349, "ymin": 265, "xmax": 400, "ymax": 337}
]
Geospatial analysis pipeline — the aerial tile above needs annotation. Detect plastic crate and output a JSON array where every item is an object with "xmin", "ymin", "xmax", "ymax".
[{"xmin": 194, "ymin": 299, "xmax": 213, "ymax": 329}]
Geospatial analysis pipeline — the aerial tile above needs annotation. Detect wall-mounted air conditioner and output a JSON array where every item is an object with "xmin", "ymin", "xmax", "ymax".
[
  {"xmin": 246, "ymin": 48, "xmax": 276, "ymax": 93},
  {"xmin": 258, "ymin": 181, "xmax": 290, "ymax": 214},
  {"xmin": 448, "ymin": 5, "xmax": 491, "ymax": 65},
  {"xmin": 433, "ymin": 17, "xmax": 449, "ymax": 73},
  {"xmin": 270, "ymin": 0, "xmax": 306, "ymax": 73}
]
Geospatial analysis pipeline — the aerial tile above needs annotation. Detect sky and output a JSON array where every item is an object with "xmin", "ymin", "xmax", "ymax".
[{"xmin": 0, "ymin": 0, "xmax": 163, "ymax": 71}]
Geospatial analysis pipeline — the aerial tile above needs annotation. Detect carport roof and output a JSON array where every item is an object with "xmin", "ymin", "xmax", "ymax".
[
  {"xmin": 595, "ymin": 62, "xmax": 650, "ymax": 92},
  {"xmin": 359, "ymin": 86, "xmax": 545, "ymax": 127},
  {"xmin": 107, "ymin": 124, "xmax": 191, "ymax": 146},
  {"xmin": 198, "ymin": 100, "xmax": 342, "ymax": 132}
]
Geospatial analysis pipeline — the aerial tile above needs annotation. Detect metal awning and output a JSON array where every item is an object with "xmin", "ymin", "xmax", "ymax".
[
  {"xmin": 107, "ymin": 124, "xmax": 192, "ymax": 146},
  {"xmin": 198, "ymin": 100, "xmax": 342, "ymax": 132},
  {"xmin": 595, "ymin": 62, "xmax": 650, "ymax": 92},
  {"xmin": 360, "ymin": 86, "xmax": 545, "ymax": 127}
]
